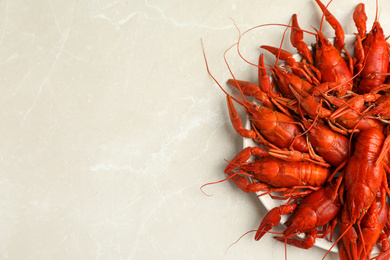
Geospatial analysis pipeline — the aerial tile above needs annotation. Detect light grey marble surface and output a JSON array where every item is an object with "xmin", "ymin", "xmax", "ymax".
[{"xmin": 2, "ymin": 0, "xmax": 390, "ymax": 259}]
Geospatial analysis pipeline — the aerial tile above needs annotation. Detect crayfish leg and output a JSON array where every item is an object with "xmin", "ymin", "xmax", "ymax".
[
  {"xmin": 274, "ymin": 229, "xmax": 317, "ymax": 249},
  {"xmin": 291, "ymin": 14, "xmax": 314, "ymax": 64},
  {"xmin": 353, "ymin": 3, "xmax": 367, "ymax": 39},
  {"xmin": 224, "ymin": 146, "xmax": 269, "ymax": 173},
  {"xmin": 376, "ymin": 134, "xmax": 390, "ymax": 165},
  {"xmin": 227, "ymin": 79, "xmax": 274, "ymax": 108},
  {"xmin": 226, "ymin": 95, "xmax": 257, "ymax": 139},
  {"xmin": 258, "ymin": 53, "xmax": 279, "ymax": 98},
  {"xmin": 376, "ymin": 232, "xmax": 390, "ymax": 260},
  {"xmin": 314, "ymin": 0, "xmax": 345, "ymax": 52},
  {"xmin": 357, "ymin": 187, "xmax": 388, "ymax": 259},
  {"xmin": 267, "ymin": 148, "xmax": 330, "ymax": 167}
]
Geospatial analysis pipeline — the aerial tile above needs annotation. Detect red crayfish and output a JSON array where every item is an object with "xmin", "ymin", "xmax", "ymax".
[{"xmin": 202, "ymin": 0, "xmax": 390, "ymax": 259}]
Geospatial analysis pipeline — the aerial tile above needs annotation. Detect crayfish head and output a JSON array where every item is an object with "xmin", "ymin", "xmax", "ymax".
[
  {"xmin": 316, "ymin": 32, "xmax": 334, "ymax": 52},
  {"xmin": 272, "ymin": 66, "xmax": 289, "ymax": 83},
  {"xmin": 315, "ymin": 32, "xmax": 343, "ymax": 71},
  {"xmin": 363, "ymin": 22, "xmax": 385, "ymax": 48},
  {"xmin": 243, "ymin": 100, "xmax": 261, "ymax": 115},
  {"xmin": 371, "ymin": 21, "xmax": 384, "ymax": 36},
  {"xmin": 283, "ymin": 207, "xmax": 317, "ymax": 237},
  {"xmin": 346, "ymin": 183, "xmax": 375, "ymax": 224},
  {"xmin": 248, "ymin": 106, "xmax": 278, "ymax": 131}
]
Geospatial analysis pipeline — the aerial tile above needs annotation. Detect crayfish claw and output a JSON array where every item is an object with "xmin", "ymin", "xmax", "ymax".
[{"xmin": 255, "ymin": 204, "xmax": 297, "ymax": 241}]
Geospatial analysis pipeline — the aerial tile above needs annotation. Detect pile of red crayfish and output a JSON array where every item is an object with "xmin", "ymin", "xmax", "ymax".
[{"xmin": 203, "ymin": 0, "xmax": 390, "ymax": 259}]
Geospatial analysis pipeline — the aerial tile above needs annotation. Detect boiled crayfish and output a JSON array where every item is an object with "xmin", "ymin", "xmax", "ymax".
[{"xmin": 202, "ymin": 0, "xmax": 390, "ymax": 259}]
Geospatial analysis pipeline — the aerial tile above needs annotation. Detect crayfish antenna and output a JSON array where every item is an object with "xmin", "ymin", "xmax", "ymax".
[
  {"xmin": 236, "ymin": 23, "xmax": 316, "ymax": 69},
  {"xmin": 273, "ymin": 18, "xmax": 291, "ymax": 66},
  {"xmin": 284, "ymin": 237, "xmax": 288, "ymax": 260},
  {"xmin": 356, "ymin": 222, "xmax": 369, "ymax": 260},
  {"xmin": 227, "ymin": 229, "xmax": 284, "ymax": 253},
  {"xmin": 322, "ymin": 223, "xmax": 353, "ymax": 260},
  {"xmin": 201, "ymin": 38, "xmax": 246, "ymax": 107},
  {"xmin": 222, "ymin": 40, "xmax": 250, "ymax": 105},
  {"xmin": 227, "ymin": 229, "xmax": 256, "ymax": 252},
  {"xmin": 375, "ymin": 0, "xmax": 379, "ymax": 24},
  {"xmin": 199, "ymin": 170, "xmax": 241, "ymax": 196}
]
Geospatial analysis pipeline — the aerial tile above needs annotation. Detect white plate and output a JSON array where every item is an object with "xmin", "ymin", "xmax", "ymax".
[{"xmin": 241, "ymin": 35, "xmax": 361, "ymax": 254}]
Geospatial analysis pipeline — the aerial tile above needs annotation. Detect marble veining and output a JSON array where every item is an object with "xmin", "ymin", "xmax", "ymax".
[{"xmin": 2, "ymin": 0, "xmax": 389, "ymax": 259}]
